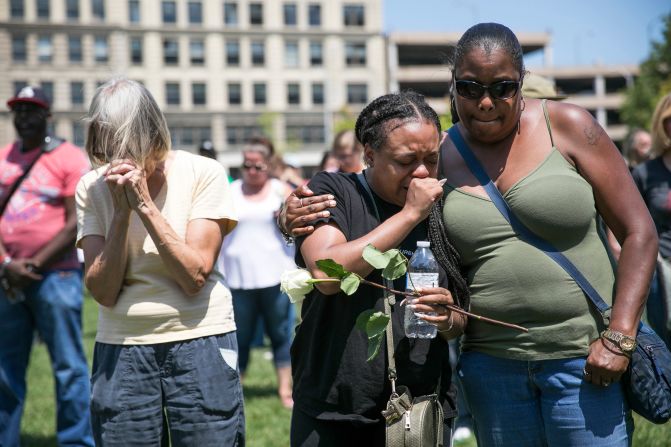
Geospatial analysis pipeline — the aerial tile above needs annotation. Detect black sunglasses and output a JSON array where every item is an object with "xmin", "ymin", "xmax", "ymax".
[
  {"xmin": 454, "ymin": 80, "xmax": 520, "ymax": 100},
  {"xmin": 242, "ymin": 161, "xmax": 268, "ymax": 171}
]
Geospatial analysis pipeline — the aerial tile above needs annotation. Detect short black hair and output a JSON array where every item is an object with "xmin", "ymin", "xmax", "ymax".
[{"xmin": 354, "ymin": 91, "xmax": 441, "ymax": 151}]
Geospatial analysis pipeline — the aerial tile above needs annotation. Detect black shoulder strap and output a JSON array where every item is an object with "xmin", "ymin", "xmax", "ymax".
[{"xmin": 0, "ymin": 137, "xmax": 62, "ymax": 216}]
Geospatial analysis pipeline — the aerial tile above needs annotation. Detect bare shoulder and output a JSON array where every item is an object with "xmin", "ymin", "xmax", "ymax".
[{"xmin": 545, "ymin": 100, "xmax": 609, "ymax": 156}]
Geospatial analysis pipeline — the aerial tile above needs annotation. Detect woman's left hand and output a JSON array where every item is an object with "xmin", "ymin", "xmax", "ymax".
[
  {"xmin": 583, "ymin": 338, "xmax": 630, "ymax": 387},
  {"xmin": 410, "ymin": 287, "xmax": 455, "ymax": 332},
  {"xmin": 123, "ymin": 167, "xmax": 153, "ymax": 212}
]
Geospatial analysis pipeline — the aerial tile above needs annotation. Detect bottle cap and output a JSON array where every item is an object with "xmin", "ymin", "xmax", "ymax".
[{"xmin": 416, "ymin": 241, "xmax": 430, "ymax": 248}]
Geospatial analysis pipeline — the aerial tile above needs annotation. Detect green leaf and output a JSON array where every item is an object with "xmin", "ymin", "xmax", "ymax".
[
  {"xmin": 355, "ymin": 309, "xmax": 375, "ymax": 331},
  {"xmin": 340, "ymin": 273, "xmax": 361, "ymax": 295},
  {"xmin": 382, "ymin": 250, "xmax": 408, "ymax": 280},
  {"xmin": 362, "ymin": 244, "xmax": 391, "ymax": 269},
  {"xmin": 367, "ymin": 333, "xmax": 384, "ymax": 362},
  {"xmin": 315, "ymin": 259, "xmax": 348, "ymax": 279},
  {"xmin": 365, "ymin": 311, "xmax": 390, "ymax": 339}
]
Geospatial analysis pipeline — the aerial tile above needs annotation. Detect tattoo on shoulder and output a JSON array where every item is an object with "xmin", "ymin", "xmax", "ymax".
[{"xmin": 583, "ymin": 120, "xmax": 604, "ymax": 146}]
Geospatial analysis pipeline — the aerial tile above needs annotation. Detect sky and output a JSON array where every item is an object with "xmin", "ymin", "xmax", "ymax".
[{"xmin": 384, "ymin": 0, "xmax": 670, "ymax": 67}]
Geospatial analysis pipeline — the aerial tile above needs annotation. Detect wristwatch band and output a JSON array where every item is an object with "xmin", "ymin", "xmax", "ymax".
[{"xmin": 601, "ymin": 328, "xmax": 637, "ymax": 355}]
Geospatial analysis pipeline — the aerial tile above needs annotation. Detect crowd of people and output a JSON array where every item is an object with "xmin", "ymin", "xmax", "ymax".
[{"xmin": 0, "ymin": 21, "xmax": 668, "ymax": 447}]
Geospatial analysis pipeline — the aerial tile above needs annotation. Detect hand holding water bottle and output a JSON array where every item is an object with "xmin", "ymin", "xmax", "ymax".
[{"xmin": 405, "ymin": 241, "xmax": 442, "ymax": 338}]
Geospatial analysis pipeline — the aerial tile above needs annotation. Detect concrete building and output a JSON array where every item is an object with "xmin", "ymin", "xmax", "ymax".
[
  {"xmin": 0, "ymin": 0, "xmax": 387, "ymax": 167},
  {"xmin": 387, "ymin": 32, "xmax": 638, "ymax": 146}
]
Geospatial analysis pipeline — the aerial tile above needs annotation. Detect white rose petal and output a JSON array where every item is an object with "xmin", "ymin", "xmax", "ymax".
[{"xmin": 280, "ymin": 269, "xmax": 315, "ymax": 303}]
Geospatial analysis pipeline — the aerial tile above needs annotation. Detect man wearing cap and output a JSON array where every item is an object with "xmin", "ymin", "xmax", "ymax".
[{"xmin": 0, "ymin": 86, "xmax": 93, "ymax": 446}]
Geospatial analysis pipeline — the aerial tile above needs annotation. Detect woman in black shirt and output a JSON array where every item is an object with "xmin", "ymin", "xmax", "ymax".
[{"xmin": 291, "ymin": 92, "xmax": 469, "ymax": 446}]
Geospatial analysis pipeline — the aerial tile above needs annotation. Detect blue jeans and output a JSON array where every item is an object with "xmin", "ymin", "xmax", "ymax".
[
  {"xmin": 0, "ymin": 269, "xmax": 93, "ymax": 447},
  {"xmin": 457, "ymin": 351, "xmax": 633, "ymax": 447},
  {"xmin": 91, "ymin": 332, "xmax": 245, "ymax": 446},
  {"xmin": 232, "ymin": 285, "xmax": 292, "ymax": 372}
]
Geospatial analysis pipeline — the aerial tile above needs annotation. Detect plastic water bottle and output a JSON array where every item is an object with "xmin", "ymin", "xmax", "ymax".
[{"xmin": 404, "ymin": 241, "xmax": 439, "ymax": 339}]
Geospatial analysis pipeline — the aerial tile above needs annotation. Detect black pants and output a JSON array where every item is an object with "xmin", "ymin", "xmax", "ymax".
[{"xmin": 290, "ymin": 407, "xmax": 453, "ymax": 447}]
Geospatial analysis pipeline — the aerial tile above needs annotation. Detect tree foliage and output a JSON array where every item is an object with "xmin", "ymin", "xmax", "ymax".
[{"xmin": 622, "ymin": 13, "xmax": 671, "ymax": 129}]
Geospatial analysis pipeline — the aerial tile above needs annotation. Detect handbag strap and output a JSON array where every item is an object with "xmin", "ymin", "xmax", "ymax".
[
  {"xmin": 0, "ymin": 136, "xmax": 61, "ymax": 217},
  {"xmin": 447, "ymin": 124, "xmax": 611, "ymax": 325}
]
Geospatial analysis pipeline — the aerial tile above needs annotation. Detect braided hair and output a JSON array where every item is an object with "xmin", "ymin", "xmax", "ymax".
[
  {"xmin": 449, "ymin": 22, "xmax": 525, "ymax": 124},
  {"xmin": 355, "ymin": 91, "xmax": 470, "ymax": 309}
]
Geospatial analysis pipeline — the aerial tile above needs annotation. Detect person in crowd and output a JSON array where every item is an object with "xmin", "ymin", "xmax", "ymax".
[
  {"xmin": 282, "ymin": 23, "xmax": 658, "ymax": 447},
  {"xmin": 318, "ymin": 150, "xmax": 341, "ymax": 173},
  {"xmin": 291, "ymin": 91, "xmax": 468, "ymax": 446},
  {"xmin": 199, "ymin": 139, "xmax": 218, "ymax": 160},
  {"xmin": 0, "ymin": 86, "xmax": 93, "ymax": 447},
  {"xmin": 631, "ymin": 92, "xmax": 671, "ymax": 349},
  {"xmin": 520, "ymin": 73, "xmax": 567, "ymax": 101},
  {"xmin": 219, "ymin": 138, "xmax": 296, "ymax": 409},
  {"xmin": 624, "ymin": 128, "xmax": 653, "ymax": 169},
  {"xmin": 331, "ymin": 129, "xmax": 366, "ymax": 173},
  {"xmin": 76, "ymin": 78, "xmax": 243, "ymax": 446},
  {"xmin": 441, "ymin": 22, "xmax": 656, "ymax": 446}
]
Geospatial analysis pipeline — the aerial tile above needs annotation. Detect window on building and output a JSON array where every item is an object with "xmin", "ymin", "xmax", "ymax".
[
  {"xmin": 171, "ymin": 126, "xmax": 211, "ymax": 147},
  {"xmin": 309, "ymin": 41, "xmax": 322, "ymax": 66},
  {"xmin": 190, "ymin": 39, "xmax": 205, "ymax": 65},
  {"xmin": 251, "ymin": 41, "xmax": 265, "ymax": 66},
  {"xmin": 287, "ymin": 83, "xmax": 300, "ymax": 105},
  {"xmin": 285, "ymin": 41, "xmax": 299, "ymax": 68},
  {"xmin": 223, "ymin": 2, "xmax": 238, "ymax": 25},
  {"xmin": 283, "ymin": 3, "xmax": 297, "ymax": 26},
  {"xmin": 226, "ymin": 40, "xmax": 240, "ymax": 65},
  {"xmin": 66, "ymin": 0, "xmax": 79, "ymax": 19},
  {"xmin": 308, "ymin": 4, "xmax": 321, "ymax": 26},
  {"xmin": 12, "ymin": 35, "xmax": 27, "ymax": 62},
  {"xmin": 345, "ymin": 42, "xmax": 366, "ymax": 66},
  {"xmin": 286, "ymin": 124, "xmax": 325, "ymax": 144},
  {"xmin": 312, "ymin": 82, "xmax": 324, "ymax": 105},
  {"xmin": 607, "ymin": 109, "xmax": 622, "ymax": 126},
  {"xmin": 37, "ymin": 35, "xmax": 53, "ymax": 63},
  {"xmin": 10, "ymin": 0, "xmax": 24, "ymax": 19},
  {"xmin": 41, "ymin": 81, "xmax": 54, "ymax": 104},
  {"xmin": 68, "ymin": 35, "xmax": 82, "ymax": 62},
  {"xmin": 166, "ymin": 82, "xmax": 180, "ymax": 105},
  {"xmin": 162, "ymin": 1, "xmax": 176, "ymax": 23},
  {"xmin": 72, "ymin": 121, "xmax": 86, "ymax": 146},
  {"xmin": 249, "ymin": 3, "xmax": 263, "ymax": 26},
  {"xmin": 188, "ymin": 1, "xmax": 202, "ymax": 24},
  {"xmin": 343, "ymin": 4, "xmax": 364, "ymax": 27},
  {"xmin": 130, "ymin": 37, "xmax": 143, "ymax": 64},
  {"xmin": 128, "ymin": 0, "xmax": 140, "ymax": 22},
  {"xmin": 91, "ymin": 0, "xmax": 105, "ymax": 19},
  {"xmin": 70, "ymin": 81, "xmax": 84, "ymax": 106},
  {"xmin": 37, "ymin": 0, "xmax": 49, "ymax": 19},
  {"xmin": 163, "ymin": 38, "xmax": 179, "ymax": 64},
  {"xmin": 226, "ymin": 125, "xmax": 261, "ymax": 145},
  {"xmin": 192, "ymin": 83, "xmax": 206, "ymax": 105},
  {"xmin": 253, "ymin": 82, "xmax": 266, "ymax": 105},
  {"xmin": 228, "ymin": 82, "xmax": 241, "ymax": 105},
  {"xmin": 347, "ymin": 83, "xmax": 367, "ymax": 104},
  {"xmin": 94, "ymin": 36, "xmax": 108, "ymax": 63}
]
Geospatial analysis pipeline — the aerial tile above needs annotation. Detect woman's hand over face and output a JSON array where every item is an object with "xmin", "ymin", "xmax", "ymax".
[
  {"xmin": 104, "ymin": 159, "xmax": 136, "ymax": 214},
  {"xmin": 123, "ymin": 167, "xmax": 153, "ymax": 213},
  {"xmin": 403, "ymin": 178, "xmax": 445, "ymax": 222}
]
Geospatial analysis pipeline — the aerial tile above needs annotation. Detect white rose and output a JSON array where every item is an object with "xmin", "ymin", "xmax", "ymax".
[{"xmin": 280, "ymin": 269, "xmax": 315, "ymax": 303}]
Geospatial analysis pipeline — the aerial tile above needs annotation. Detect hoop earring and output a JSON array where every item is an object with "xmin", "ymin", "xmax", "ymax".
[{"xmin": 520, "ymin": 97, "xmax": 526, "ymax": 112}]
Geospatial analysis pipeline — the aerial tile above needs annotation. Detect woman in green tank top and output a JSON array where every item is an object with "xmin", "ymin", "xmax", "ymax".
[{"xmin": 437, "ymin": 23, "xmax": 657, "ymax": 446}]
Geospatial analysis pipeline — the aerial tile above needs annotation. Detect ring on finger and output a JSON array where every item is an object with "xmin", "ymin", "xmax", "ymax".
[
  {"xmin": 299, "ymin": 198, "xmax": 304, "ymax": 208},
  {"xmin": 602, "ymin": 379, "xmax": 612, "ymax": 387}
]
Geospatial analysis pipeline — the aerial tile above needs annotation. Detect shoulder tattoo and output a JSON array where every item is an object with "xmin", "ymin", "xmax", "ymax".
[{"xmin": 583, "ymin": 119, "xmax": 604, "ymax": 146}]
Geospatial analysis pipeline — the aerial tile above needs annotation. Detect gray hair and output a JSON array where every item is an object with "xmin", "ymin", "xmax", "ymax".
[{"xmin": 85, "ymin": 78, "xmax": 171, "ymax": 168}]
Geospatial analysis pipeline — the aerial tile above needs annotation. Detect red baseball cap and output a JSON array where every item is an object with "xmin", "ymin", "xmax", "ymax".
[{"xmin": 7, "ymin": 85, "xmax": 51, "ymax": 110}]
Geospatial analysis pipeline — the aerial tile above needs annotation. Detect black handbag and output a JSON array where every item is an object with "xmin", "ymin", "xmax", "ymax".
[{"xmin": 448, "ymin": 122, "xmax": 671, "ymax": 424}]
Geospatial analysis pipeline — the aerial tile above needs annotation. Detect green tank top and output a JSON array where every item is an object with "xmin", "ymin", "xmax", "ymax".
[{"xmin": 443, "ymin": 105, "xmax": 615, "ymax": 361}]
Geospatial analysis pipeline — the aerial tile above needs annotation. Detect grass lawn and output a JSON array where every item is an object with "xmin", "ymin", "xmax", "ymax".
[{"xmin": 20, "ymin": 296, "xmax": 671, "ymax": 446}]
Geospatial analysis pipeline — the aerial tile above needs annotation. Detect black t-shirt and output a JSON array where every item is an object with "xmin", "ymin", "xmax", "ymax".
[
  {"xmin": 632, "ymin": 157, "xmax": 671, "ymax": 258},
  {"xmin": 292, "ymin": 171, "xmax": 456, "ymax": 424}
]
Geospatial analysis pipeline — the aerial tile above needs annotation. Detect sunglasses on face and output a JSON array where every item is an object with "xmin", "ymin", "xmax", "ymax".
[
  {"xmin": 454, "ymin": 79, "xmax": 520, "ymax": 100},
  {"xmin": 242, "ymin": 161, "xmax": 268, "ymax": 172}
]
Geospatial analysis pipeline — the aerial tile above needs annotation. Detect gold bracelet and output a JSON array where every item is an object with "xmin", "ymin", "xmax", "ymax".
[{"xmin": 438, "ymin": 311, "xmax": 455, "ymax": 333}]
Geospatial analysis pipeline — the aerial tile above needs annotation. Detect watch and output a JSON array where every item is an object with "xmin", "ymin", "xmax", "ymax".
[{"xmin": 601, "ymin": 329, "xmax": 637, "ymax": 355}]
